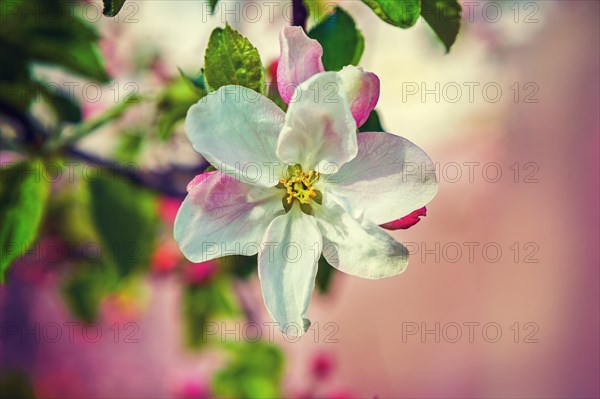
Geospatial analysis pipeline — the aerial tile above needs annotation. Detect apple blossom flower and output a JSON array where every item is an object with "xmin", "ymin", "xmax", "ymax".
[{"xmin": 174, "ymin": 28, "xmax": 437, "ymax": 336}]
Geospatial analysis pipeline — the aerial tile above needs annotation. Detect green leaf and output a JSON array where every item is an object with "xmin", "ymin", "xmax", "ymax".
[
  {"xmin": 213, "ymin": 341, "xmax": 285, "ymax": 399},
  {"xmin": 0, "ymin": 160, "xmax": 50, "ymax": 282},
  {"xmin": 315, "ymin": 255, "xmax": 335, "ymax": 293},
  {"xmin": 361, "ymin": 0, "xmax": 420, "ymax": 28},
  {"xmin": 204, "ymin": 24, "xmax": 264, "ymax": 93},
  {"xmin": 359, "ymin": 109, "xmax": 385, "ymax": 133},
  {"xmin": 88, "ymin": 173, "xmax": 159, "ymax": 278},
  {"xmin": 103, "ymin": 0, "xmax": 128, "ymax": 17},
  {"xmin": 28, "ymin": 33, "xmax": 110, "ymax": 83},
  {"xmin": 0, "ymin": 81, "xmax": 37, "ymax": 114},
  {"xmin": 208, "ymin": 0, "xmax": 220, "ymax": 13},
  {"xmin": 421, "ymin": 0, "xmax": 462, "ymax": 52},
  {"xmin": 308, "ymin": 6, "xmax": 365, "ymax": 71},
  {"xmin": 0, "ymin": 1, "xmax": 110, "ymax": 82},
  {"xmin": 178, "ymin": 68, "xmax": 208, "ymax": 97}
]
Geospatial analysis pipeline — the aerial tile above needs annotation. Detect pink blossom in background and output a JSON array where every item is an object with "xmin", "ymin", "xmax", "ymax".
[
  {"xmin": 311, "ymin": 351, "xmax": 335, "ymax": 380},
  {"xmin": 174, "ymin": 379, "xmax": 212, "ymax": 399},
  {"xmin": 183, "ymin": 260, "xmax": 218, "ymax": 286},
  {"xmin": 159, "ymin": 196, "xmax": 184, "ymax": 225},
  {"xmin": 151, "ymin": 240, "xmax": 182, "ymax": 274}
]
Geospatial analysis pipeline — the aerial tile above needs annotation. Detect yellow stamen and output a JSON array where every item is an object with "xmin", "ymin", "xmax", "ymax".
[{"xmin": 280, "ymin": 166, "xmax": 320, "ymax": 206}]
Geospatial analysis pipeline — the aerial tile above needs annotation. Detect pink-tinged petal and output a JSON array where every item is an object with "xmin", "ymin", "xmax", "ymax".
[
  {"xmin": 186, "ymin": 171, "xmax": 216, "ymax": 193},
  {"xmin": 380, "ymin": 207, "xmax": 427, "ymax": 230},
  {"xmin": 174, "ymin": 171, "xmax": 282, "ymax": 263},
  {"xmin": 338, "ymin": 66, "xmax": 380, "ymax": 127},
  {"xmin": 277, "ymin": 26, "xmax": 325, "ymax": 104}
]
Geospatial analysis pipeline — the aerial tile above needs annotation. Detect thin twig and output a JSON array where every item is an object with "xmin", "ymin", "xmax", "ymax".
[{"xmin": 65, "ymin": 145, "xmax": 207, "ymax": 198}]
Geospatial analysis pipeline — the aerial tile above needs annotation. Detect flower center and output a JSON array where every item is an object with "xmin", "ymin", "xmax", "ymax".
[{"xmin": 278, "ymin": 165, "xmax": 322, "ymax": 211}]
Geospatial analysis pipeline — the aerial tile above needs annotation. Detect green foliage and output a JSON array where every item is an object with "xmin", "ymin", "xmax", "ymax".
[
  {"xmin": 0, "ymin": 161, "xmax": 50, "ymax": 282},
  {"xmin": 62, "ymin": 262, "xmax": 114, "ymax": 322},
  {"xmin": 208, "ymin": 0, "xmax": 220, "ymax": 13},
  {"xmin": 103, "ymin": 0, "xmax": 128, "ymax": 17},
  {"xmin": 204, "ymin": 25, "xmax": 264, "ymax": 93},
  {"xmin": 182, "ymin": 278, "xmax": 239, "ymax": 348},
  {"xmin": 221, "ymin": 254, "xmax": 258, "ymax": 279},
  {"xmin": 0, "ymin": 82, "xmax": 38, "ymax": 115},
  {"xmin": 178, "ymin": 68, "xmax": 208, "ymax": 97},
  {"xmin": 30, "ymin": 33, "xmax": 109, "ymax": 84},
  {"xmin": 361, "ymin": 0, "xmax": 421, "ymax": 28},
  {"xmin": 308, "ymin": 6, "xmax": 365, "ymax": 71},
  {"xmin": 359, "ymin": 109, "xmax": 385, "ymax": 133},
  {"xmin": 156, "ymin": 74, "xmax": 205, "ymax": 141},
  {"xmin": 0, "ymin": 371, "xmax": 36, "ymax": 399},
  {"xmin": 37, "ymin": 82, "xmax": 82, "ymax": 123},
  {"xmin": 212, "ymin": 341, "xmax": 285, "ymax": 399},
  {"xmin": 421, "ymin": 0, "xmax": 462, "ymax": 52},
  {"xmin": 88, "ymin": 173, "xmax": 159, "ymax": 278},
  {"xmin": 115, "ymin": 130, "xmax": 145, "ymax": 162},
  {"xmin": 45, "ymin": 177, "xmax": 97, "ymax": 243},
  {"xmin": 315, "ymin": 255, "xmax": 335, "ymax": 293},
  {"xmin": 0, "ymin": 0, "xmax": 109, "ymax": 82},
  {"xmin": 0, "ymin": 0, "xmax": 109, "ymax": 132}
]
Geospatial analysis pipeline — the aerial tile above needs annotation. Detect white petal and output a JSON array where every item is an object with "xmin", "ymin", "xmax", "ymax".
[
  {"xmin": 315, "ymin": 201, "xmax": 409, "ymax": 279},
  {"xmin": 185, "ymin": 86, "xmax": 286, "ymax": 187},
  {"xmin": 174, "ymin": 171, "xmax": 283, "ymax": 263},
  {"xmin": 324, "ymin": 132, "xmax": 438, "ymax": 225},
  {"xmin": 258, "ymin": 206, "xmax": 322, "ymax": 336},
  {"xmin": 276, "ymin": 72, "xmax": 357, "ymax": 172}
]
